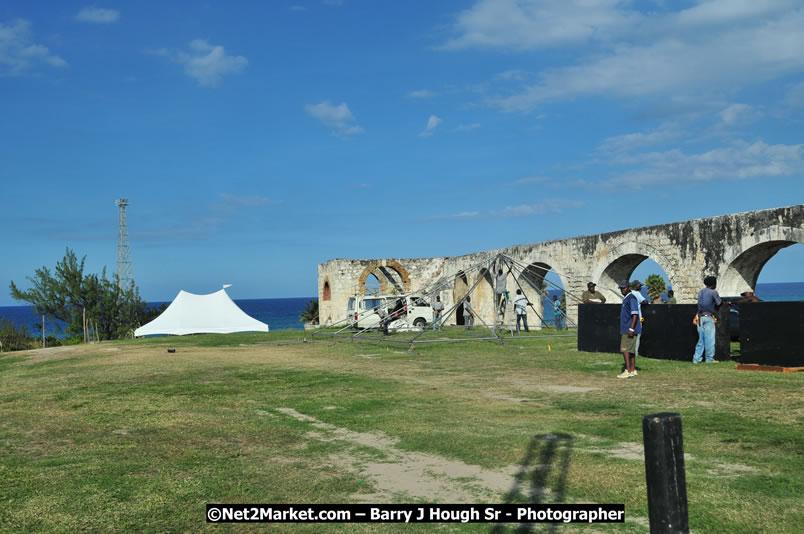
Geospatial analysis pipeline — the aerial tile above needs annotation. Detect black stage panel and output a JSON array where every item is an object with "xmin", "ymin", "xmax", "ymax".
[
  {"xmin": 739, "ymin": 302, "xmax": 804, "ymax": 367},
  {"xmin": 577, "ymin": 304, "xmax": 620, "ymax": 354},
  {"xmin": 578, "ymin": 304, "xmax": 730, "ymax": 362}
]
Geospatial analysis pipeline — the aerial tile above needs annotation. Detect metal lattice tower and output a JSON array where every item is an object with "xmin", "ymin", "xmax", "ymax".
[{"xmin": 116, "ymin": 199, "xmax": 132, "ymax": 288}]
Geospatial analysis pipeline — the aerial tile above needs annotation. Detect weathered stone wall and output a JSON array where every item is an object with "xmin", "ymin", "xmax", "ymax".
[{"xmin": 318, "ymin": 205, "xmax": 804, "ymax": 326}]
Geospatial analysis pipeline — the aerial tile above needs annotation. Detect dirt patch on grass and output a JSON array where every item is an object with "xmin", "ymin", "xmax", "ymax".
[
  {"xmin": 484, "ymin": 393, "xmax": 530, "ymax": 403},
  {"xmin": 276, "ymin": 407, "xmax": 519, "ymax": 503},
  {"xmin": 17, "ymin": 345, "xmax": 81, "ymax": 364},
  {"xmin": 507, "ymin": 377, "xmax": 602, "ymax": 394},
  {"xmin": 536, "ymin": 385, "xmax": 601, "ymax": 393}
]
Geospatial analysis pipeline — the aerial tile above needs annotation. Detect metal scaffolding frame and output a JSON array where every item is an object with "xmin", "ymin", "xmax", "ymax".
[{"xmin": 312, "ymin": 252, "xmax": 581, "ymax": 346}]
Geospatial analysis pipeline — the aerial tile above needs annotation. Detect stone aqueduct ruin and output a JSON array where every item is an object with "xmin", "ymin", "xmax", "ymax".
[{"xmin": 317, "ymin": 205, "xmax": 804, "ymax": 327}]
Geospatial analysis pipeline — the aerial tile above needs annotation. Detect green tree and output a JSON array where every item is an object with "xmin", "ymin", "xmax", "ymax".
[
  {"xmin": 645, "ymin": 274, "xmax": 667, "ymax": 303},
  {"xmin": 299, "ymin": 299, "xmax": 319, "ymax": 324},
  {"xmin": 10, "ymin": 248, "xmax": 155, "ymax": 341}
]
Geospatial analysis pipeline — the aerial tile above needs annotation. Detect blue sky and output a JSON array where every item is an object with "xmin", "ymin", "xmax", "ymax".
[{"xmin": 2, "ymin": 0, "xmax": 803, "ymax": 306}]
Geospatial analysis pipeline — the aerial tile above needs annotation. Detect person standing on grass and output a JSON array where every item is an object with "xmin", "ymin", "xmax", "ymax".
[
  {"xmin": 692, "ymin": 276, "xmax": 725, "ymax": 364},
  {"xmin": 552, "ymin": 295, "xmax": 564, "ymax": 330},
  {"xmin": 514, "ymin": 289, "xmax": 529, "ymax": 334},
  {"xmin": 463, "ymin": 296, "xmax": 475, "ymax": 330},
  {"xmin": 618, "ymin": 280, "xmax": 640, "ymax": 378},
  {"xmin": 432, "ymin": 296, "xmax": 444, "ymax": 331},
  {"xmin": 630, "ymin": 280, "xmax": 647, "ymax": 356}
]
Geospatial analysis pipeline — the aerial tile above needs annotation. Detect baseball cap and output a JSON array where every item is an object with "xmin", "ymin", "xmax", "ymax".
[
  {"xmin": 587, "ymin": 282, "xmax": 596, "ymax": 288},
  {"xmin": 618, "ymin": 280, "xmax": 630, "ymax": 288},
  {"xmin": 630, "ymin": 280, "xmax": 642, "ymax": 289}
]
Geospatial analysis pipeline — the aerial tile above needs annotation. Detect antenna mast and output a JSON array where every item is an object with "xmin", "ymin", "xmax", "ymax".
[{"xmin": 116, "ymin": 199, "xmax": 132, "ymax": 289}]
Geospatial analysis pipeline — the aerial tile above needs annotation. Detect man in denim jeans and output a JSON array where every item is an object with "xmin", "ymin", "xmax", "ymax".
[
  {"xmin": 693, "ymin": 276, "xmax": 724, "ymax": 363},
  {"xmin": 432, "ymin": 296, "xmax": 444, "ymax": 331}
]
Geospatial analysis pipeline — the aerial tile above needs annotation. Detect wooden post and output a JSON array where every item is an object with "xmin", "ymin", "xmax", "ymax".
[
  {"xmin": 83, "ymin": 307, "xmax": 87, "ymax": 344},
  {"xmin": 643, "ymin": 412, "xmax": 689, "ymax": 533},
  {"xmin": 42, "ymin": 314, "xmax": 46, "ymax": 348}
]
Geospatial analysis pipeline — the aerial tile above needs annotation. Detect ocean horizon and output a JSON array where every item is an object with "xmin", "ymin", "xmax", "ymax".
[
  {"xmin": 0, "ymin": 296, "xmax": 316, "ymax": 338},
  {"xmin": 2, "ymin": 282, "xmax": 803, "ymax": 338}
]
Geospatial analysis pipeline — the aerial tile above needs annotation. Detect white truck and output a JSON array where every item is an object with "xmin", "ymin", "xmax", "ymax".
[{"xmin": 346, "ymin": 294, "xmax": 432, "ymax": 329}]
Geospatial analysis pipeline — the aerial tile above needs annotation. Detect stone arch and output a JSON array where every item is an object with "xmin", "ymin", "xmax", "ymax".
[
  {"xmin": 322, "ymin": 279, "xmax": 331, "ymax": 301},
  {"xmin": 719, "ymin": 226, "xmax": 804, "ymax": 296},
  {"xmin": 517, "ymin": 261, "xmax": 554, "ymax": 293},
  {"xmin": 516, "ymin": 258, "xmax": 573, "ymax": 325},
  {"xmin": 516, "ymin": 261, "xmax": 553, "ymax": 329},
  {"xmin": 357, "ymin": 260, "xmax": 411, "ymax": 296},
  {"xmin": 452, "ymin": 271, "xmax": 469, "ymax": 326},
  {"xmin": 592, "ymin": 242, "xmax": 678, "ymax": 302},
  {"xmin": 517, "ymin": 255, "xmax": 571, "ymax": 296}
]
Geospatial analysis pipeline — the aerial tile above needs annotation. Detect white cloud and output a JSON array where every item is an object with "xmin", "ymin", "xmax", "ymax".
[
  {"xmin": 598, "ymin": 124, "xmax": 681, "ymax": 153},
  {"xmin": 75, "ymin": 7, "xmax": 120, "ymax": 24},
  {"xmin": 455, "ymin": 123, "xmax": 481, "ymax": 132},
  {"xmin": 719, "ymin": 103, "xmax": 760, "ymax": 125},
  {"xmin": 446, "ymin": 2, "xmax": 804, "ymax": 112},
  {"xmin": 430, "ymin": 198, "xmax": 583, "ymax": 220},
  {"xmin": 495, "ymin": 69, "xmax": 524, "ymax": 81},
  {"xmin": 608, "ymin": 140, "xmax": 804, "ymax": 188},
  {"xmin": 490, "ymin": 199, "xmax": 584, "ymax": 217},
  {"xmin": 675, "ymin": 0, "xmax": 799, "ymax": 27},
  {"xmin": 305, "ymin": 101, "xmax": 364, "ymax": 136},
  {"xmin": 428, "ymin": 211, "xmax": 482, "ymax": 220},
  {"xmin": 497, "ymin": 12, "xmax": 804, "ymax": 111},
  {"xmin": 173, "ymin": 40, "xmax": 247, "ymax": 87},
  {"xmin": 0, "ymin": 19, "xmax": 67, "ymax": 75},
  {"xmin": 419, "ymin": 115, "xmax": 443, "ymax": 137},
  {"xmin": 443, "ymin": 0, "xmax": 637, "ymax": 50},
  {"xmin": 407, "ymin": 89, "xmax": 437, "ymax": 99}
]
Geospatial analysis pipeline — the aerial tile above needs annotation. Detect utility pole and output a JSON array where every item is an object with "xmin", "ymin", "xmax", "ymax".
[{"xmin": 116, "ymin": 199, "xmax": 132, "ymax": 289}]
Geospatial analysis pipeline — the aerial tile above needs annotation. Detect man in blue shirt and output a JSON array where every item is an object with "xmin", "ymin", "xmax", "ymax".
[
  {"xmin": 619, "ymin": 280, "xmax": 641, "ymax": 378},
  {"xmin": 693, "ymin": 276, "xmax": 724, "ymax": 363}
]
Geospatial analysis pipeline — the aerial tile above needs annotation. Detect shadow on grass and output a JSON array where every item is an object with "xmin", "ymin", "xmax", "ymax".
[{"xmin": 490, "ymin": 433, "xmax": 573, "ymax": 534}]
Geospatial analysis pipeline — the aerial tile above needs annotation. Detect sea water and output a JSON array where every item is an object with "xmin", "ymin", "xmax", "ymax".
[
  {"xmin": 0, "ymin": 296, "xmax": 315, "ymax": 338},
  {"xmin": 2, "ymin": 283, "xmax": 803, "ymax": 338}
]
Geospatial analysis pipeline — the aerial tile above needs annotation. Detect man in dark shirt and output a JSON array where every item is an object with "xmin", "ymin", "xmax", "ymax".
[
  {"xmin": 581, "ymin": 282, "xmax": 607, "ymax": 304},
  {"xmin": 692, "ymin": 276, "xmax": 723, "ymax": 363}
]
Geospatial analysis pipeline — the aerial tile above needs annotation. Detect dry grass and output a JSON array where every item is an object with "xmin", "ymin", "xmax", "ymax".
[{"xmin": 0, "ymin": 333, "xmax": 802, "ymax": 533}]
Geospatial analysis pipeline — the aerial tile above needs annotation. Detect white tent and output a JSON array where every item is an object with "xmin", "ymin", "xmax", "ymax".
[{"xmin": 134, "ymin": 288, "xmax": 269, "ymax": 336}]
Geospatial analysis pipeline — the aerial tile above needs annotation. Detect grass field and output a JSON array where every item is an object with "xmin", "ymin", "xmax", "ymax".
[{"xmin": 1, "ymin": 330, "xmax": 802, "ymax": 533}]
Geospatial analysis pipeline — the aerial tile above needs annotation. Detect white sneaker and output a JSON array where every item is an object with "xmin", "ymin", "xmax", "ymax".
[
  {"xmin": 629, "ymin": 370, "xmax": 638, "ymax": 377},
  {"xmin": 617, "ymin": 371, "xmax": 631, "ymax": 379}
]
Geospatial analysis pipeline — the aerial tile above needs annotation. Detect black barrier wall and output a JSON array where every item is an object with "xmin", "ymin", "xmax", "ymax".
[
  {"xmin": 738, "ymin": 302, "xmax": 804, "ymax": 367},
  {"xmin": 577, "ymin": 304, "xmax": 730, "ymax": 362}
]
